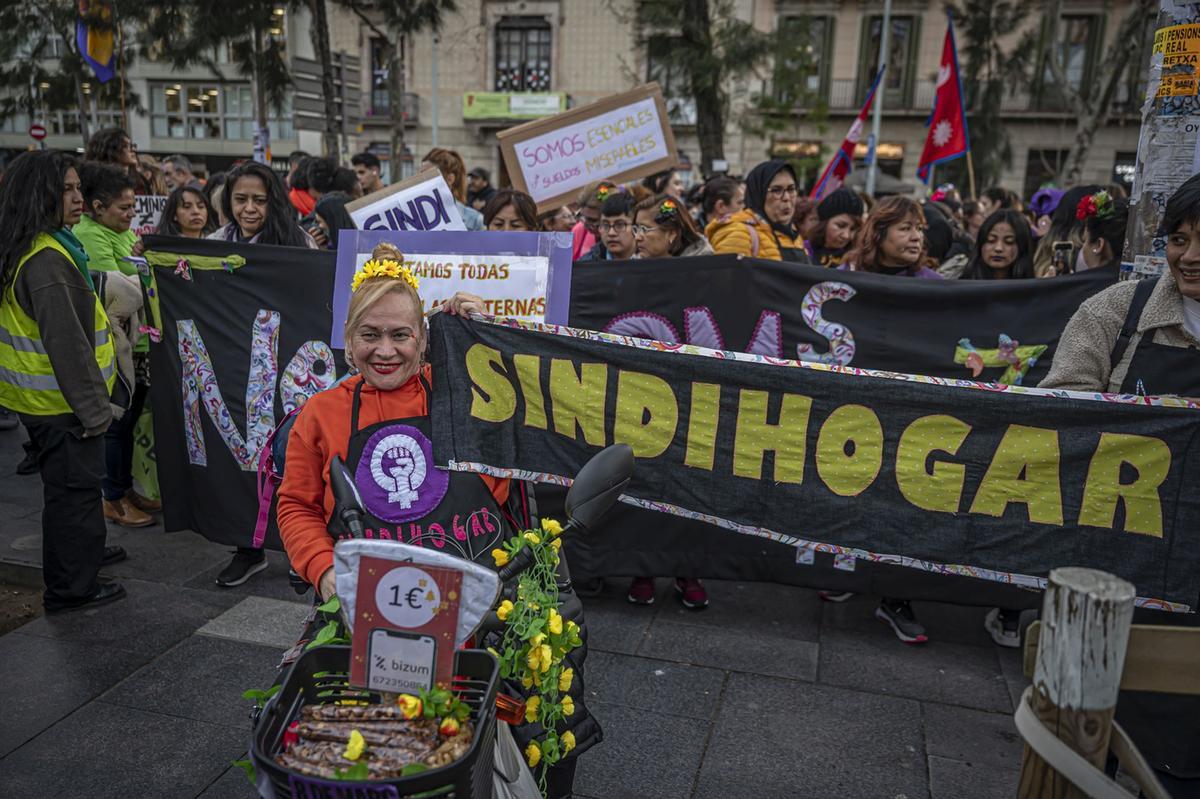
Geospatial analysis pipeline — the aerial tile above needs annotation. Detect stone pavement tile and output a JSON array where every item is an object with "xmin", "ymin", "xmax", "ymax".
[
  {"xmin": 819, "ymin": 598, "xmax": 1011, "ymax": 713},
  {"xmin": 654, "ymin": 578, "xmax": 822, "ymax": 642},
  {"xmin": 197, "ymin": 596, "xmax": 314, "ymax": 649},
  {"xmin": 579, "ymin": 592, "xmax": 659, "ymax": 656},
  {"xmin": 0, "ymin": 701, "xmax": 245, "ymax": 799},
  {"xmin": 101, "ymin": 634, "xmax": 282, "ymax": 729},
  {"xmin": 583, "ymin": 650, "xmax": 727, "ymax": 721},
  {"xmin": 17, "ymin": 577, "xmax": 238, "ymax": 655},
  {"xmin": 695, "ymin": 674, "xmax": 929, "ymax": 799},
  {"xmin": 639, "ymin": 617, "xmax": 819, "ymax": 681},
  {"xmin": 922, "ymin": 703, "xmax": 1023, "ymax": 771},
  {"xmin": 0, "ymin": 632, "xmax": 151, "ymax": 757},
  {"xmin": 996, "ymin": 647, "xmax": 1029, "ymax": 711},
  {"xmin": 96, "ymin": 526, "xmax": 234, "ymax": 585},
  {"xmin": 186, "ymin": 549, "xmax": 312, "ymax": 604},
  {"xmin": 0, "ymin": 510, "xmax": 43, "ymax": 567},
  {"xmin": 197, "ymin": 767, "xmax": 256, "ymax": 798},
  {"xmin": 574, "ymin": 700, "xmax": 708, "ymax": 799},
  {"xmin": 928, "ymin": 755, "xmax": 1020, "ymax": 799}
]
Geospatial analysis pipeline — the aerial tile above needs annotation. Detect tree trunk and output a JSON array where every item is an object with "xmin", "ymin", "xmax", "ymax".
[
  {"xmin": 251, "ymin": 22, "xmax": 270, "ymax": 164},
  {"xmin": 681, "ymin": 0, "xmax": 724, "ymax": 177},
  {"xmin": 310, "ymin": 0, "xmax": 340, "ymax": 158},
  {"xmin": 1061, "ymin": 0, "xmax": 1154, "ymax": 186},
  {"xmin": 389, "ymin": 35, "xmax": 406, "ymax": 181}
]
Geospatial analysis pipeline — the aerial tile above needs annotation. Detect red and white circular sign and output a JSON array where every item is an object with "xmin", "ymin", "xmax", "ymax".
[{"xmin": 29, "ymin": 124, "xmax": 47, "ymax": 141}]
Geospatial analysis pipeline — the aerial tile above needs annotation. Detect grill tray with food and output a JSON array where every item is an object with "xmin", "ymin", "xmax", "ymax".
[{"xmin": 252, "ymin": 645, "xmax": 498, "ymax": 798}]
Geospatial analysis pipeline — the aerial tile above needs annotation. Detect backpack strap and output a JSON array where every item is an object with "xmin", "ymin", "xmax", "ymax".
[
  {"xmin": 251, "ymin": 406, "xmax": 303, "ymax": 548},
  {"xmin": 1109, "ymin": 276, "xmax": 1158, "ymax": 372},
  {"xmin": 745, "ymin": 220, "xmax": 760, "ymax": 258}
]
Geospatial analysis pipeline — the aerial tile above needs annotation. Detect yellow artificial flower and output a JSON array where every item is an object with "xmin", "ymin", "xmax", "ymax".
[
  {"xmin": 542, "ymin": 518, "xmax": 563, "ymax": 537},
  {"xmin": 548, "ymin": 611, "xmax": 563, "ymax": 635},
  {"xmin": 491, "ymin": 548, "xmax": 510, "ymax": 567},
  {"xmin": 561, "ymin": 731, "xmax": 576, "ymax": 753},
  {"xmin": 558, "ymin": 668, "xmax": 574, "ymax": 692},
  {"xmin": 566, "ymin": 620, "xmax": 579, "ymax": 636},
  {"xmin": 538, "ymin": 644, "xmax": 552, "ymax": 672},
  {"xmin": 525, "ymin": 695, "xmax": 541, "ymax": 723},
  {"xmin": 530, "ymin": 633, "xmax": 545, "ymax": 647},
  {"xmin": 525, "ymin": 742, "xmax": 541, "ymax": 768},
  {"xmin": 397, "ymin": 694, "xmax": 423, "ymax": 720},
  {"xmin": 496, "ymin": 600, "xmax": 514, "ymax": 621},
  {"xmin": 344, "ymin": 729, "xmax": 365, "ymax": 761},
  {"xmin": 523, "ymin": 531, "xmax": 541, "ymax": 545},
  {"xmin": 551, "ymin": 538, "xmax": 562, "ymax": 551},
  {"xmin": 561, "ymin": 695, "xmax": 575, "ymax": 716},
  {"xmin": 349, "ymin": 258, "xmax": 420, "ymax": 293},
  {"xmin": 527, "ymin": 643, "xmax": 553, "ymax": 672},
  {"xmin": 521, "ymin": 673, "xmax": 534, "ymax": 689}
]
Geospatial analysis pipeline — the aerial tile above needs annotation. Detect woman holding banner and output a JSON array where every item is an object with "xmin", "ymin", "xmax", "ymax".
[
  {"xmin": 807, "ymin": 187, "xmax": 863, "ymax": 268},
  {"xmin": 708, "ymin": 160, "xmax": 807, "ymax": 262},
  {"xmin": 1076, "ymin": 190, "xmax": 1130, "ymax": 272},
  {"xmin": 276, "ymin": 242, "xmax": 598, "ymax": 797},
  {"xmin": 208, "ymin": 162, "xmax": 317, "ymax": 249},
  {"xmin": 632, "ymin": 194, "xmax": 711, "ymax": 259},
  {"xmin": 73, "ymin": 163, "xmax": 158, "ymax": 529},
  {"xmin": 483, "ymin": 189, "xmax": 540, "ymax": 231},
  {"xmin": 830, "ymin": 196, "xmax": 942, "ymax": 643},
  {"xmin": 209, "ymin": 161, "xmax": 316, "ymax": 587},
  {"xmin": 960, "ymin": 209, "xmax": 1036, "ymax": 281},
  {"xmin": 1037, "ymin": 174, "xmax": 1200, "ymax": 796},
  {"xmin": 156, "ymin": 185, "xmax": 217, "ymax": 238}
]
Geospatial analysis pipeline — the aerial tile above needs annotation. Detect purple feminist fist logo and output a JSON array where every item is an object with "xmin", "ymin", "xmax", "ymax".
[{"xmin": 355, "ymin": 425, "xmax": 449, "ymax": 523}]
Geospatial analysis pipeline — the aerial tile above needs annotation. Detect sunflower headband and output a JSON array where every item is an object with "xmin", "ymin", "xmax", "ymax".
[
  {"xmin": 654, "ymin": 197, "xmax": 679, "ymax": 224},
  {"xmin": 350, "ymin": 258, "xmax": 420, "ymax": 293},
  {"xmin": 1076, "ymin": 190, "xmax": 1115, "ymax": 222}
]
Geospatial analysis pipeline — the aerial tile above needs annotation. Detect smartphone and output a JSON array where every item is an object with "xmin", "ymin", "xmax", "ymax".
[
  {"xmin": 1051, "ymin": 241, "xmax": 1073, "ymax": 275},
  {"xmin": 367, "ymin": 629, "xmax": 436, "ymax": 693}
]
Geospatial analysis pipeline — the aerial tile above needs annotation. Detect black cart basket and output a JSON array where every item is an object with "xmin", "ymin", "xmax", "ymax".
[{"xmin": 252, "ymin": 645, "xmax": 499, "ymax": 799}]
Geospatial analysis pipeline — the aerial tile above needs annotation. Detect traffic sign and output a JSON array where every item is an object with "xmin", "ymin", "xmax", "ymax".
[{"xmin": 29, "ymin": 123, "xmax": 47, "ymax": 141}]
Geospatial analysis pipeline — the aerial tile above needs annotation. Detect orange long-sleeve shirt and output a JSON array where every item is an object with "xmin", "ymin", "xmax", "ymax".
[{"xmin": 276, "ymin": 367, "xmax": 510, "ymax": 587}]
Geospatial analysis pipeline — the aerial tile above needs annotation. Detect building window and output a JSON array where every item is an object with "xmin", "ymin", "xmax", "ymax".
[
  {"xmin": 370, "ymin": 37, "xmax": 390, "ymax": 115},
  {"xmin": 494, "ymin": 16, "xmax": 552, "ymax": 92},
  {"xmin": 858, "ymin": 15, "xmax": 919, "ymax": 110},
  {"xmin": 150, "ymin": 82, "xmax": 292, "ymax": 141},
  {"xmin": 1024, "ymin": 149, "xmax": 1069, "ymax": 199},
  {"xmin": 647, "ymin": 35, "xmax": 695, "ymax": 125},
  {"xmin": 776, "ymin": 16, "xmax": 833, "ymax": 105},
  {"xmin": 1038, "ymin": 15, "xmax": 1101, "ymax": 109}
]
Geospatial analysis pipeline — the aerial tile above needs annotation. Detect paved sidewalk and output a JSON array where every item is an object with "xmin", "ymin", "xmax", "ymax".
[{"xmin": 0, "ymin": 425, "xmax": 1030, "ymax": 798}]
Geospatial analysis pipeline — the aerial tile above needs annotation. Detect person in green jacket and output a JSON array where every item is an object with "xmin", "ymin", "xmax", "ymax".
[{"xmin": 74, "ymin": 162, "xmax": 157, "ymax": 529}]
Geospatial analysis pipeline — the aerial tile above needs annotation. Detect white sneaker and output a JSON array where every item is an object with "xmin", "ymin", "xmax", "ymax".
[{"xmin": 984, "ymin": 607, "xmax": 1021, "ymax": 648}]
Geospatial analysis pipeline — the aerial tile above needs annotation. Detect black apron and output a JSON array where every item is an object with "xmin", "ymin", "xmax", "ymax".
[
  {"xmin": 1110, "ymin": 276, "xmax": 1200, "ymax": 782},
  {"xmin": 326, "ymin": 375, "xmax": 507, "ymax": 565}
]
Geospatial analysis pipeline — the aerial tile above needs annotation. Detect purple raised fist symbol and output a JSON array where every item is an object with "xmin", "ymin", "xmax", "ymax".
[{"xmin": 370, "ymin": 434, "xmax": 428, "ymax": 509}]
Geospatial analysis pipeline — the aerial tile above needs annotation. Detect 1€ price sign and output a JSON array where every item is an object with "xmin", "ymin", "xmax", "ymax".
[{"xmin": 349, "ymin": 556, "xmax": 463, "ymax": 693}]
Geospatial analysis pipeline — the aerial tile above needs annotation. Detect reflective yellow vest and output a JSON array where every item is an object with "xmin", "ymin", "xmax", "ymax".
[{"xmin": 0, "ymin": 233, "xmax": 116, "ymax": 416}]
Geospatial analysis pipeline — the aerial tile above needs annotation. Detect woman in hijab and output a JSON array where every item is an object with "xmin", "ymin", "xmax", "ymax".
[{"xmin": 707, "ymin": 160, "xmax": 806, "ymax": 261}]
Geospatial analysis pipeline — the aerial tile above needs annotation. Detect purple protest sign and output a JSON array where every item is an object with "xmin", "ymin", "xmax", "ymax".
[{"xmin": 331, "ymin": 230, "xmax": 573, "ymax": 349}]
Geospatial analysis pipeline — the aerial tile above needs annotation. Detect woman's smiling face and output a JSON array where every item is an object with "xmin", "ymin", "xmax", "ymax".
[{"xmin": 350, "ymin": 291, "xmax": 425, "ymax": 390}]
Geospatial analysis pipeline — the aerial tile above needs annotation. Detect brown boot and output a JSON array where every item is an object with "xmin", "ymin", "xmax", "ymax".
[
  {"xmin": 125, "ymin": 490, "xmax": 162, "ymax": 513},
  {"xmin": 103, "ymin": 498, "xmax": 154, "ymax": 528}
]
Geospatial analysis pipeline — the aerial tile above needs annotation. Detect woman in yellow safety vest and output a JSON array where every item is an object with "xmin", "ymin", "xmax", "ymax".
[{"xmin": 0, "ymin": 150, "xmax": 127, "ymax": 613}]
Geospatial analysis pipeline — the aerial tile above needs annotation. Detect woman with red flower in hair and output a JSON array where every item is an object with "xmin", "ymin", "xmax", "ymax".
[{"xmin": 631, "ymin": 194, "xmax": 712, "ymax": 259}]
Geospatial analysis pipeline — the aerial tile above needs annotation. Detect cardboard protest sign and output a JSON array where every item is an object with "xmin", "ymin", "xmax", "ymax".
[
  {"xmin": 133, "ymin": 195, "xmax": 168, "ymax": 236},
  {"xmin": 497, "ymin": 83, "xmax": 677, "ymax": 212},
  {"xmin": 430, "ymin": 313, "xmax": 1200, "ymax": 610},
  {"xmin": 346, "ymin": 168, "xmax": 466, "ymax": 232},
  {"xmin": 331, "ymin": 229, "xmax": 573, "ymax": 349}
]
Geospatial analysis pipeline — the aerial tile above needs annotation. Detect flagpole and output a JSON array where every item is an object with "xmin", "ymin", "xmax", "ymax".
[
  {"xmin": 113, "ymin": 0, "xmax": 128, "ymax": 130},
  {"xmin": 966, "ymin": 150, "xmax": 977, "ymax": 199},
  {"xmin": 866, "ymin": 0, "xmax": 892, "ymax": 198}
]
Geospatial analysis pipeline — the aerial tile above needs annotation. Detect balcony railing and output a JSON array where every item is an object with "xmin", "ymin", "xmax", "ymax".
[
  {"xmin": 813, "ymin": 77, "xmax": 1141, "ymax": 117},
  {"xmin": 364, "ymin": 92, "xmax": 419, "ymax": 125}
]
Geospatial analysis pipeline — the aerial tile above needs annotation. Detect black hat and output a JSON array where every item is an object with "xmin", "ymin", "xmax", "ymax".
[
  {"xmin": 468, "ymin": 167, "xmax": 490, "ymax": 181},
  {"xmin": 817, "ymin": 187, "xmax": 864, "ymax": 221}
]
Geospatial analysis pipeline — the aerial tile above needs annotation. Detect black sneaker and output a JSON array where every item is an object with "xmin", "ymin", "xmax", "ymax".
[
  {"xmin": 875, "ymin": 599, "xmax": 928, "ymax": 644},
  {"xmin": 0, "ymin": 408, "xmax": 17, "ymax": 431},
  {"xmin": 45, "ymin": 581, "xmax": 127, "ymax": 613},
  {"xmin": 102, "ymin": 545, "xmax": 128, "ymax": 566},
  {"xmin": 215, "ymin": 550, "xmax": 268, "ymax": 587}
]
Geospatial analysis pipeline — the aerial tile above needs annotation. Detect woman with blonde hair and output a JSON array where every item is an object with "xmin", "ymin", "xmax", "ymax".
[
  {"xmin": 421, "ymin": 147, "xmax": 484, "ymax": 231},
  {"xmin": 277, "ymin": 241, "xmax": 599, "ymax": 796}
]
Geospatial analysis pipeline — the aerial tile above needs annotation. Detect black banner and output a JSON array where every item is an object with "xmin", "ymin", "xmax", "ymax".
[
  {"xmin": 146, "ymin": 235, "xmax": 339, "ymax": 548},
  {"xmin": 563, "ymin": 257, "xmax": 1121, "ymax": 597},
  {"xmin": 430, "ymin": 313, "xmax": 1200, "ymax": 609},
  {"xmin": 569, "ymin": 256, "xmax": 1116, "ymax": 385}
]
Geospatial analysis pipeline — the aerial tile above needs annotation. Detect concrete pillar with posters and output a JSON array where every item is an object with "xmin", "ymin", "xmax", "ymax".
[{"xmin": 1123, "ymin": 2, "xmax": 1200, "ymax": 281}]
